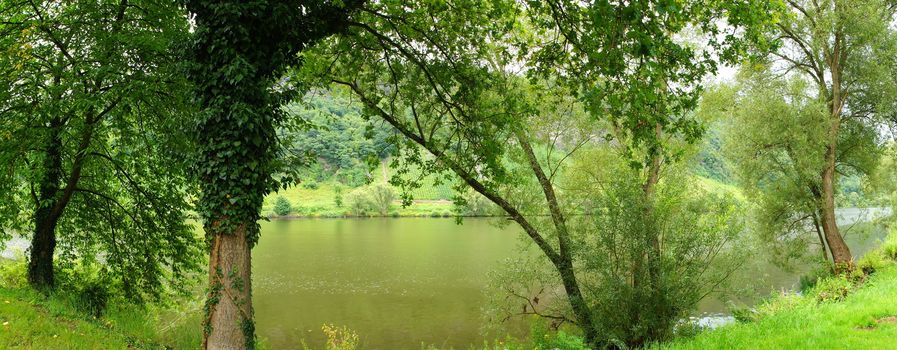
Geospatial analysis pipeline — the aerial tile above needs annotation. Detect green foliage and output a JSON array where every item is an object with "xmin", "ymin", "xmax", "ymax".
[
  {"xmin": 798, "ymin": 265, "xmax": 833, "ymax": 293},
  {"xmin": 303, "ymin": 181, "xmax": 320, "ymax": 190},
  {"xmin": 321, "ymin": 324, "xmax": 360, "ymax": 350},
  {"xmin": 454, "ymin": 189, "xmax": 496, "ymax": 217},
  {"xmin": 345, "ymin": 188, "xmax": 374, "ymax": 217},
  {"xmin": 76, "ymin": 281, "xmax": 110, "ymax": 319},
  {"xmin": 566, "ymin": 149, "xmax": 747, "ymax": 347},
  {"xmin": 810, "ymin": 275, "xmax": 853, "ymax": 303},
  {"xmin": 273, "ymin": 196, "xmax": 293, "ymax": 217},
  {"xmin": 0, "ymin": 258, "xmax": 27, "ymax": 289},
  {"xmin": 282, "ymin": 92, "xmax": 394, "ymax": 187},
  {"xmin": 0, "ymin": 0, "xmax": 202, "ymax": 300},
  {"xmin": 369, "ymin": 183, "xmax": 396, "ymax": 216},
  {"xmin": 333, "ymin": 185, "xmax": 344, "ymax": 208},
  {"xmin": 530, "ymin": 322, "xmax": 590, "ymax": 350}
]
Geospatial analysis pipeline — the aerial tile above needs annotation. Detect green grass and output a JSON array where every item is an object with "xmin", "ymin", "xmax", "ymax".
[
  {"xmin": 655, "ymin": 264, "xmax": 897, "ymax": 350},
  {"xmin": 0, "ymin": 259, "xmax": 202, "ymax": 349},
  {"xmin": 695, "ymin": 176, "xmax": 746, "ymax": 203}
]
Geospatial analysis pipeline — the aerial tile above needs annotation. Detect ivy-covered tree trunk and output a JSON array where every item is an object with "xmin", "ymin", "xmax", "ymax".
[
  {"xmin": 184, "ymin": 2, "xmax": 362, "ymax": 348},
  {"xmin": 28, "ymin": 117, "xmax": 64, "ymax": 289},
  {"xmin": 202, "ymin": 224, "xmax": 254, "ymax": 350}
]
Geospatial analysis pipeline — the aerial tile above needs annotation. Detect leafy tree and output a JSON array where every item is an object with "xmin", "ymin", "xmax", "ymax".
[
  {"xmin": 333, "ymin": 184, "xmax": 344, "ymax": 208},
  {"xmin": 716, "ymin": 0, "xmax": 897, "ymax": 267},
  {"xmin": 301, "ymin": 2, "xmax": 773, "ymax": 345},
  {"xmin": 182, "ymin": 1, "xmax": 364, "ymax": 348},
  {"xmin": 0, "ymin": 0, "xmax": 201, "ymax": 300},
  {"xmin": 345, "ymin": 187, "xmax": 374, "ymax": 216},
  {"xmin": 369, "ymin": 183, "xmax": 395, "ymax": 216},
  {"xmin": 273, "ymin": 196, "xmax": 293, "ymax": 217}
]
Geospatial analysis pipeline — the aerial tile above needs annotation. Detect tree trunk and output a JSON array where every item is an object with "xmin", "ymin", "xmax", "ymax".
[
  {"xmin": 811, "ymin": 210, "xmax": 831, "ymax": 263},
  {"xmin": 202, "ymin": 224, "xmax": 254, "ymax": 350},
  {"xmin": 28, "ymin": 118, "xmax": 64, "ymax": 289},
  {"xmin": 819, "ymin": 31, "xmax": 852, "ymax": 268},
  {"xmin": 820, "ymin": 149, "xmax": 852, "ymax": 265}
]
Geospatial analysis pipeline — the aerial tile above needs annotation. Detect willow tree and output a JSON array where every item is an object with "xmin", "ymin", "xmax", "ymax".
[
  {"xmin": 182, "ymin": 1, "xmax": 363, "ymax": 348},
  {"xmin": 0, "ymin": 0, "xmax": 201, "ymax": 299},
  {"xmin": 301, "ymin": 0, "xmax": 775, "ymax": 346},
  {"xmin": 721, "ymin": 0, "xmax": 897, "ymax": 267}
]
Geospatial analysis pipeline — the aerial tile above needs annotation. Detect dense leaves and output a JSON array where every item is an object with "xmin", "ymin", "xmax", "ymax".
[{"xmin": 0, "ymin": 0, "xmax": 201, "ymax": 300}]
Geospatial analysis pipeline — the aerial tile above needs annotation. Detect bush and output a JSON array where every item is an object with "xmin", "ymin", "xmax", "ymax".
[
  {"xmin": 302, "ymin": 324, "xmax": 359, "ymax": 350},
  {"xmin": 799, "ymin": 265, "xmax": 832, "ymax": 293},
  {"xmin": 881, "ymin": 229, "xmax": 897, "ymax": 260},
  {"xmin": 302, "ymin": 180, "xmax": 319, "ymax": 190},
  {"xmin": 333, "ymin": 185, "xmax": 344, "ymax": 208},
  {"xmin": 77, "ymin": 280, "xmax": 110, "ymax": 318},
  {"xmin": 369, "ymin": 183, "xmax": 395, "ymax": 216},
  {"xmin": 0, "ymin": 257, "xmax": 28, "ymax": 288},
  {"xmin": 531, "ymin": 322, "xmax": 590, "ymax": 350},
  {"xmin": 811, "ymin": 275, "xmax": 853, "ymax": 303},
  {"xmin": 858, "ymin": 251, "xmax": 889, "ymax": 275},
  {"xmin": 273, "ymin": 196, "xmax": 293, "ymax": 216},
  {"xmin": 455, "ymin": 189, "xmax": 494, "ymax": 216},
  {"xmin": 346, "ymin": 188, "xmax": 374, "ymax": 216}
]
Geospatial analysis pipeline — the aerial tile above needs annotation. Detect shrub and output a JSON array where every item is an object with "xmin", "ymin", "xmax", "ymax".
[
  {"xmin": 302, "ymin": 180, "xmax": 319, "ymax": 190},
  {"xmin": 882, "ymin": 230, "xmax": 897, "ymax": 260},
  {"xmin": 799, "ymin": 265, "xmax": 832, "ymax": 293},
  {"xmin": 429, "ymin": 211, "xmax": 441, "ymax": 217},
  {"xmin": 273, "ymin": 196, "xmax": 293, "ymax": 216},
  {"xmin": 455, "ymin": 189, "xmax": 494, "ymax": 216},
  {"xmin": 346, "ymin": 188, "xmax": 374, "ymax": 216},
  {"xmin": 333, "ymin": 185, "xmax": 344, "ymax": 208},
  {"xmin": 77, "ymin": 280, "xmax": 110, "ymax": 318},
  {"xmin": 0, "ymin": 258, "xmax": 27, "ymax": 288},
  {"xmin": 531, "ymin": 322, "xmax": 590, "ymax": 350},
  {"xmin": 811, "ymin": 275, "xmax": 853, "ymax": 303},
  {"xmin": 369, "ymin": 183, "xmax": 395, "ymax": 216},
  {"xmin": 321, "ymin": 324, "xmax": 359, "ymax": 350}
]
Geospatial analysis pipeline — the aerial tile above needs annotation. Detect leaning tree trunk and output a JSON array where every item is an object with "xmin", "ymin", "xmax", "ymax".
[
  {"xmin": 28, "ymin": 118, "xmax": 64, "ymax": 289},
  {"xmin": 202, "ymin": 223, "xmax": 254, "ymax": 350},
  {"xmin": 819, "ymin": 38, "xmax": 852, "ymax": 268},
  {"xmin": 820, "ymin": 145, "xmax": 852, "ymax": 266}
]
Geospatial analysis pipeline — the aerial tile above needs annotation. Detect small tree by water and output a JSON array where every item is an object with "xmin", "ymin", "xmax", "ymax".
[{"xmin": 273, "ymin": 196, "xmax": 293, "ymax": 217}]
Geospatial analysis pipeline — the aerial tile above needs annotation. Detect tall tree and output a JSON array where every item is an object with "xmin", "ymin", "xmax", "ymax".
[
  {"xmin": 182, "ymin": 1, "xmax": 363, "ymax": 348},
  {"xmin": 727, "ymin": 0, "xmax": 897, "ymax": 267},
  {"xmin": 302, "ymin": 0, "xmax": 775, "ymax": 346},
  {"xmin": 0, "ymin": 0, "xmax": 201, "ymax": 299}
]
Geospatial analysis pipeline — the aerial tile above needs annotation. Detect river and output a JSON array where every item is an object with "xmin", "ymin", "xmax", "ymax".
[{"xmin": 251, "ymin": 208, "xmax": 890, "ymax": 349}]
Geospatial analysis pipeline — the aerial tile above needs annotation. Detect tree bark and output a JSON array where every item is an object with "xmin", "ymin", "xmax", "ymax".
[
  {"xmin": 820, "ymin": 147, "xmax": 851, "ymax": 265},
  {"xmin": 202, "ymin": 224, "xmax": 254, "ymax": 350},
  {"xmin": 819, "ymin": 29, "xmax": 852, "ymax": 268},
  {"xmin": 516, "ymin": 134, "xmax": 599, "ymax": 346},
  {"xmin": 28, "ymin": 118, "xmax": 63, "ymax": 289}
]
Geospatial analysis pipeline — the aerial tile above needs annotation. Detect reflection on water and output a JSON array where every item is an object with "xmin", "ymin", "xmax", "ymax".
[
  {"xmin": 252, "ymin": 209, "xmax": 890, "ymax": 349},
  {"xmin": 693, "ymin": 207, "xmax": 892, "ymax": 328},
  {"xmin": 253, "ymin": 218, "xmax": 523, "ymax": 350}
]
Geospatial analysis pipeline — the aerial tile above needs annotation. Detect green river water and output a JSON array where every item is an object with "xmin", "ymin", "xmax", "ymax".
[{"xmin": 246, "ymin": 209, "xmax": 888, "ymax": 349}]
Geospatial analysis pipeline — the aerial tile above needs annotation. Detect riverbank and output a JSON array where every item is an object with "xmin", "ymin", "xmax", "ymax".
[
  {"xmin": 261, "ymin": 175, "xmax": 748, "ymax": 218},
  {"xmin": 655, "ymin": 232, "xmax": 897, "ymax": 350}
]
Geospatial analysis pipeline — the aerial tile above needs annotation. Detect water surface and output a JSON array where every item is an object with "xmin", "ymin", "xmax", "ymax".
[{"xmin": 252, "ymin": 209, "xmax": 890, "ymax": 349}]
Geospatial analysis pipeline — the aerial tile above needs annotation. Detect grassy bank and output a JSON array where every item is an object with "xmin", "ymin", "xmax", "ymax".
[
  {"xmin": 654, "ymin": 233, "xmax": 897, "ymax": 350},
  {"xmin": 0, "ymin": 258, "xmax": 203, "ymax": 350},
  {"xmin": 0, "ymin": 286, "xmax": 203, "ymax": 349}
]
